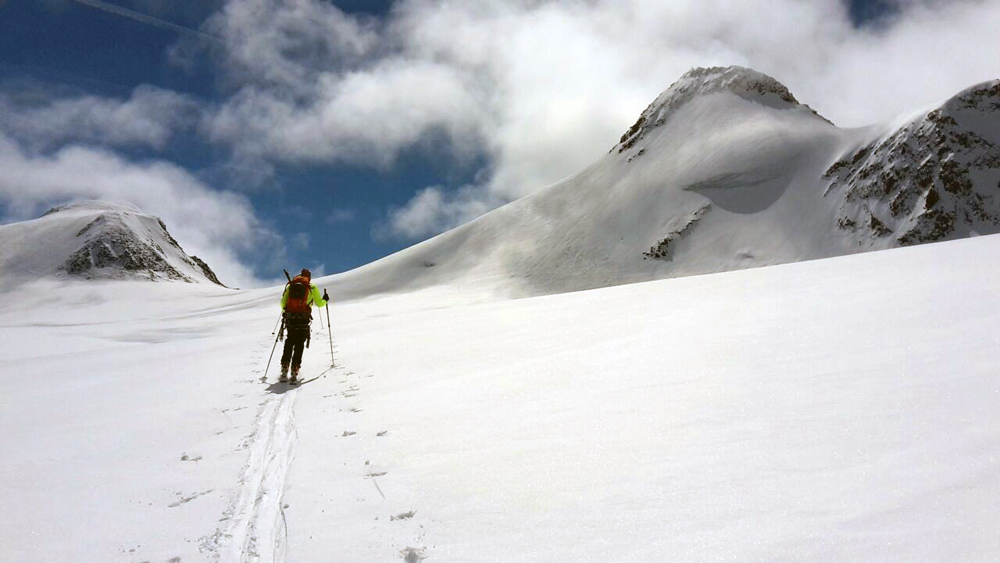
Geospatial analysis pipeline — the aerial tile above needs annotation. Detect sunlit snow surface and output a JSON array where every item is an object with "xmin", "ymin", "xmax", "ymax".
[{"xmin": 2, "ymin": 234, "xmax": 999, "ymax": 562}]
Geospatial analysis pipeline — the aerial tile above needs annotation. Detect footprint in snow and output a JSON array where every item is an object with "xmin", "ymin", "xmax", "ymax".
[
  {"xmin": 391, "ymin": 511, "xmax": 416, "ymax": 521},
  {"xmin": 168, "ymin": 489, "xmax": 214, "ymax": 508},
  {"xmin": 401, "ymin": 546, "xmax": 425, "ymax": 563}
]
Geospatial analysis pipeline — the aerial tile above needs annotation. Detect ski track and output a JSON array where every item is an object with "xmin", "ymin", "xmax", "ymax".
[
  {"xmin": 208, "ymin": 325, "xmax": 433, "ymax": 561},
  {"xmin": 209, "ymin": 334, "xmax": 302, "ymax": 563},
  {"xmin": 219, "ymin": 390, "xmax": 298, "ymax": 563}
]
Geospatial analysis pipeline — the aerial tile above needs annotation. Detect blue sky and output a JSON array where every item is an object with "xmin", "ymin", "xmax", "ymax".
[{"xmin": 0, "ymin": 0, "xmax": 997, "ymax": 286}]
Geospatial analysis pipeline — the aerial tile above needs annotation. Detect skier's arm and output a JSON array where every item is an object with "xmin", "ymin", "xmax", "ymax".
[
  {"xmin": 310, "ymin": 284, "xmax": 328, "ymax": 307},
  {"xmin": 280, "ymin": 287, "xmax": 289, "ymax": 310}
]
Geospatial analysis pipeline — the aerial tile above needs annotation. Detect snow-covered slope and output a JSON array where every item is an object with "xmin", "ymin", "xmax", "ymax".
[
  {"xmin": 325, "ymin": 67, "xmax": 1000, "ymax": 303},
  {"xmin": 0, "ymin": 201, "xmax": 225, "ymax": 287},
  {"xmin": 2, "ymin": 233, "xmax": 998, "ymax": 562}
]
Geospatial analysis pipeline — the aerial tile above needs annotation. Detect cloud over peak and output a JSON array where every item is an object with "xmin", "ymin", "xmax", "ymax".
[
  {"xmin": 0, "ymin": 132, "xmax": 273, "ymax": 287},
  {"xmin": 5, "ymin": 0, "xmax": 999, "ymax": 278}
]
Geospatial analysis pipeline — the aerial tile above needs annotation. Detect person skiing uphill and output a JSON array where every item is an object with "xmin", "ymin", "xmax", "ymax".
[{"xmin": 279, "ymin": 268, "xmax": 329, "ymax": 384}]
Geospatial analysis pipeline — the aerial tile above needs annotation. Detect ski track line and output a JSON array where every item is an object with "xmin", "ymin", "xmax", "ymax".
[{"xmin": 217, "ymin": 388, "xmax": 298, "ymax": 563}]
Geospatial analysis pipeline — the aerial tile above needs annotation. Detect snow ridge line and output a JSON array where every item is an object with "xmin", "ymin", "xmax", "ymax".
[{"xmin": 217, "ymin": 390, "xmax": 299, "ymax": 563}]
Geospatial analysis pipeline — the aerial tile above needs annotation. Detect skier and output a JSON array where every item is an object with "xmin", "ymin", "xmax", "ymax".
[{"xmin": 279, "ymin": 268, "xmax": 329, "ymax": 384}]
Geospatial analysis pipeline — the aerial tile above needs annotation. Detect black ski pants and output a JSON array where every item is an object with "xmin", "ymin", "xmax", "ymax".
[{"xmin": 280, "ymin": 326, "xmax": 310, "ymax": 369}]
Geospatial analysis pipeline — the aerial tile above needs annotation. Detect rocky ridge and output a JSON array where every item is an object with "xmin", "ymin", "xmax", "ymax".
[
  {"xmin": 56, "ymin": 203, "xmax": 224, "ymax": 285},
  {"xmin": 825, "ymin": 81, "xmax": 1000, "ymax": 247}
]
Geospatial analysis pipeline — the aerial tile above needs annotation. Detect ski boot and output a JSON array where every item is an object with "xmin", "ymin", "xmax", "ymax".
[
  {"xmin": 290, "ymin": 366, "xmax": 300, "ymax": 385},
  {"xmin": 279, "ymin": 363, "xmax": 289, "ymax": 383}
]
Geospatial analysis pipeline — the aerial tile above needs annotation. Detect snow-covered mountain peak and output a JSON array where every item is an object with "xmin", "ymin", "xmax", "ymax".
[
  {"xmin": 667, "ymin": 66, "xmax": 799, "ymax": 105},
  {"xmin": 615, "ymin": 66, "xmax": 830, "ymax": 153},
  {"xmin": 41, "ymin": 200, "xmax": 145, "ymax": 217},
  {"xmin": 0, "ymin": 200, "xmax": 225, "ymax": 287}
]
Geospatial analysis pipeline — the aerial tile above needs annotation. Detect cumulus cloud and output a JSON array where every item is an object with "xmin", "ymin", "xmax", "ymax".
[
  {"xmin": 379, "ymin": 184, "xmax": 503, "ymax": 240},
  {"xmin": 188, "ymin": 0, "xmax": 1000, "ymax": 240},
  {"xmin": 204, "ymin": 58, "xmax": 486, "ymax": 168},
  {"xmin": 0, "ymin": 133, "xmax": 276, "ymax": 288},
  {"xmin": 798, "ymin": 0, "xmax": 1000, "ymax": 125},
  {"xmin": 205, "ymin": 0, "xmax": 380, "ymax": 91},
  {"xmin": 0, "ymin": 84, "xmax": 201, "ymax": 152}
]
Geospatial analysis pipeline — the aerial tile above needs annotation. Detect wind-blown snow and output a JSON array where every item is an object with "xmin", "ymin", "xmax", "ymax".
[{"xmin": 2, "ymin": 233, "xmax": 998, "ymax": 561}]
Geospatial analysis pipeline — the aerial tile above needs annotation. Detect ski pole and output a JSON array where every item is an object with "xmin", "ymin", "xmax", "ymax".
[
  {"xmin": 264, "ymin": 320, "xmax": 283, "ymax": 379},
  {"xmin": 325, "ymin": 295, "xmax": 334, "ymax": 367},
  {"xmin": 271, "ymin": 311, "xmax": 282, "ymax": 334},
  {"xmin": 275, "ymin": 269, "xmax": 291, "ymax": 334},
  {"xmin": 265, "ymin": 269, "xmax": 294, "ymax": 380}
]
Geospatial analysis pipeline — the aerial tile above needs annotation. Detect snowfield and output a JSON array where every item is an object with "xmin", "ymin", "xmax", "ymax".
[
  {"xmin": 2, "ymin": 233, "xmax": 999, "ymax": 562},
  {"xmin": 3, "ymin": 64, "xmax": 999, "ymax": 558}
]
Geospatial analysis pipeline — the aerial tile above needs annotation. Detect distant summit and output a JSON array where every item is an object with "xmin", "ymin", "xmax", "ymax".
[
  {"xmin": 615, "ymin": 66, "xmax": 831, "ymax": 154},
  {"xmin": 0, "ymin": 201, "xmax": 225, "ymax": 286}
]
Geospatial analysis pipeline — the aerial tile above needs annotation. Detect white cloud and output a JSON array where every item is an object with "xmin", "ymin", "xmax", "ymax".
[
  {"xmin": 0, "ymin": 84, "xmax": 200, "ymax": 151},
  {"xmin": 380, "ymin": 184, "xmax": 502, "ymax": 240},
  {"xmin": 0, "ymin": 133, "xmax": 276, "ymax": 288},
  {"xmin": 797, "ymin": 0, "xmax": 1000, "ymax": 126},
  {"xmin": 193, "ymin": 0, "xmax": 1000, "ymax": 240},
  {"xmin": 203, "ymin": 57, "xmax": 486, "ymax": 168},
  {"xmin": 204, "ymin": 0, "xmax": 379, "ymax": 91}
]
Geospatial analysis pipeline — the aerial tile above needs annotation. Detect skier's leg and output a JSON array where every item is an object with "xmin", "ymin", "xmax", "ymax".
[
  {"xmin": 291, "ymin": 343, "xmax": 303, "ymax": 380},
  {"xmin": 290, "ymin": 329, "xmax": 307, "ymax": 382},
  {"xmin": 279, "ymin": 337, "xmax": 294, "ymax": 380}
]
